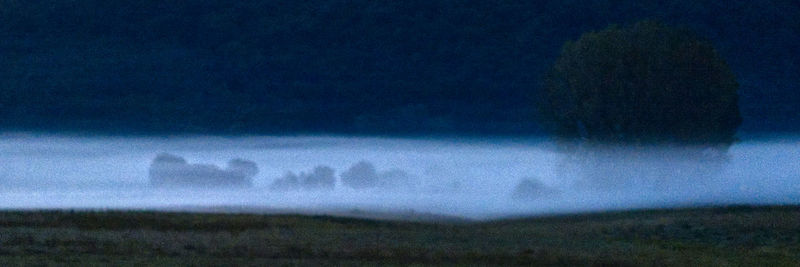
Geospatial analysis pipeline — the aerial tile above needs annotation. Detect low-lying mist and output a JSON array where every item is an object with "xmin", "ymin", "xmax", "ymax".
[{"xmin": 0, "ymin": 134, "xmax": 797, "ymax": 219}]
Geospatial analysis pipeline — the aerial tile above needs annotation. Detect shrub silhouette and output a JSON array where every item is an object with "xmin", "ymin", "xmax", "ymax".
[
  {"xmin": 148, "ymin": 153, "xmax": 257, "ymax": 187},
  {"xmin": 270, "ymin": 166, "xmax": 336, "ymax": 191},
  {"xmin": 541, "ymin": 21, "xmax": 741, "ymax": 149},
  {"xmin": 340, "ymin": 161, "xmax": 414, "ymax": 190}
]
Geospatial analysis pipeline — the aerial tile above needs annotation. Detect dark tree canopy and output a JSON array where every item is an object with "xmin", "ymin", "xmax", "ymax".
[{"xmin": 541, "ymin": 21, "xmax": 742, "ymax": 148}]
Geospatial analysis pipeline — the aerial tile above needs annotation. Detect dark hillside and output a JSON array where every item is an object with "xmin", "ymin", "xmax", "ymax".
[
  {"xmin": 1, "ymin": 206, "xmax": 799, "ymax": 265},
  {"xmin": 1, "ymin": 0, "xmax": 797, "ymax": 135}
]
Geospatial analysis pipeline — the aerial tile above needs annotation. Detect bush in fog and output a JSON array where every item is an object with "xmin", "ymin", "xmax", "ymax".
[
  {"xmin": 341, "ymin": 161, "xmax": 379, "ymax": 189},
  {"xmin": 270, "ymin": 166, "xmax": 336, "ymax": 191},
  {"xmin": 512, "ymin": 178, "xmax": 560, "ymax": 201},
  {"xmin": 340, "ymin": 161, "xmax": 414, "ymax": 190},
  {"xmin": 540, "ymin": 20, "xmax": 741, "ymax": 149},
  {"xmin": 149, "ymin": 153, "xmax": 257, "ymax": 187},
  {"xmin": 227, "ymin": 159, "xmax": 259, "ymax": 179}
]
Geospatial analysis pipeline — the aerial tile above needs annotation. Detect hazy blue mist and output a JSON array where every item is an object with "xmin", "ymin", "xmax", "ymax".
[{"xmin": 0, "ymin": 134, "xmax": 797, "ymax": 219}]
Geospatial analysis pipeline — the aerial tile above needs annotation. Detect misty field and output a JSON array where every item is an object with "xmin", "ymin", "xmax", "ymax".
[{"xmin": 1, "ymin": 205, "xmax": 798, "ymax": 266}]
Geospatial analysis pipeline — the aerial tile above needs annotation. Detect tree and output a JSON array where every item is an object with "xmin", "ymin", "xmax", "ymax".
[
  {"xmin": 270, "ymin": 165, "xmax": 336, "ymax": 191},
  {"xmin": 340, "ymin": 161, "xmax": 415, "ymax": 190},
  {"xmin": 540, "ymin": 21, "xmax": 741, "ymax": 150},
  {"xmin": 148, "ymin": 153, "xmax": 256, "ymax": 187},
  {"xmin": 341, "ymin": 161, "xmax": 379, "ymax": 189}
]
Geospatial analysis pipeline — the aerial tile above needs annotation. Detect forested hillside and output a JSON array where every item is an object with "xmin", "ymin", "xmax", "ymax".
[{"xmin": 1, "ymin": 0, "xmax": 797, "ymax": 135}]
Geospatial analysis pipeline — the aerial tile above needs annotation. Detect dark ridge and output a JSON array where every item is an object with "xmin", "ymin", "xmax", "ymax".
[
  {"xmin": 0, "ymin": 209, "xmax": 408, "ymax": 232},
  {"xmin": 488, "ymin": 204, "xmax": 800, "ymax": 225},
  {"xmin": 0, "ymin": 0, "xmax": 797, "ymax": 135}
]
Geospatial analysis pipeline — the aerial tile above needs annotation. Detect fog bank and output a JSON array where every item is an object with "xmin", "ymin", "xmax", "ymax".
[{"xmin": 0, "ymin": 135, "xmax": 797, "ymax": 219}]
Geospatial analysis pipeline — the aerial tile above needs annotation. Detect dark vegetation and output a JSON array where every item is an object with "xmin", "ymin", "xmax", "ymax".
[
  {"xmin": 340, "ymin": 161, "xmax": 414, "ymax": 190},
  {"xmin": 0, "ymin": 0, "xmax": 797, "ymax": 135},
  {"xmin": 537, "ymin": 21, "xmax": 740, "ymax": 190},
  {"xmin": 148, "ymin": 153, "xmax": 258, "ymax": 187},
  {"xmin": 1, "ymin": 206, "xmax": 799, "ymax": 265},
  {"xmin": 271, "ymin": 165, "xmax": 337, "ymax": 191},
  {"xmin": 268, "ymin": 161, "xmax": 414, "ymax": 191},
  {"xmin": 541, "ymin": 21, "xmax": 741, "ymax": 148}
]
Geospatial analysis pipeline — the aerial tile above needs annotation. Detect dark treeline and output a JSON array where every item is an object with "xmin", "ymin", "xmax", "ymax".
[{"xmin": 0, "ymin": 0, "xmax": 797, "ymax": 135}]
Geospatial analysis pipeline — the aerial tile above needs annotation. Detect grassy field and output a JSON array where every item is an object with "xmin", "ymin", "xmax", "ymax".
[{"xmin": 1, "ymin": 206, "xmax": 799, "ymax": 266}]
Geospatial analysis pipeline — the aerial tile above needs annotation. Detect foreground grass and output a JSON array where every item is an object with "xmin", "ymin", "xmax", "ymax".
[{"xmin": 0, "ymin": 206, "xmax": 799, "ymax": 266}]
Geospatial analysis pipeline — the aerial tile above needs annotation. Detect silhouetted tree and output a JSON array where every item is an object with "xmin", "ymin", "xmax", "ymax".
[
  {"xmin": 340, "ymin": 161, "xmax": 379, "ymax": 189},
  {"xmin": 340, "ymin": 161, "xmax": 415, "ymax": 190},
  {"xmin": 541, "ymin": 21, "xmax": 741, "ymax": 150},
  {"xmin": 149, "ymin": 153, "xmax": 257, "ymax": 187},
  {"xmin": 270, "ymin": 165, "xmax": 336, "ymax": 191}
]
